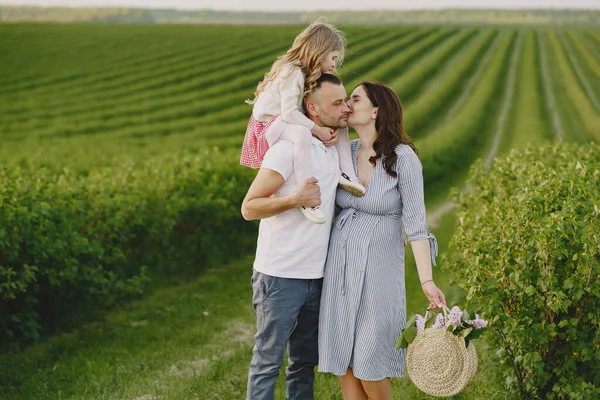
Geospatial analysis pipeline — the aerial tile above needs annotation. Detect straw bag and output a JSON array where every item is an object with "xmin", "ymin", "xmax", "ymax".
[{"xmin": 406, "ymin": 306, "xmax": 478, "ymax": 397}]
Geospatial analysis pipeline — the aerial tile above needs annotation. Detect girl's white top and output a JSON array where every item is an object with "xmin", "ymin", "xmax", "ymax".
[{"xmin": 252, "ymin": 64, "xmax": 316, "ymax": 130}]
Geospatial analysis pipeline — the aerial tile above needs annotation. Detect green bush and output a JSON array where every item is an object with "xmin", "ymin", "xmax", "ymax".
[
  {"xmin": 447, "ymin": 141, "xmax": 600, "ymax": 399},
  {"xmin": 0, "ymin": 149, "xmax": 256, "ymax": 343}
]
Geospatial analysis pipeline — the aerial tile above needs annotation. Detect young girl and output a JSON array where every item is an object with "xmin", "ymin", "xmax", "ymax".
[{"xmin": 240, "ymin": 19, "xmax": 365, "ymax": 224}]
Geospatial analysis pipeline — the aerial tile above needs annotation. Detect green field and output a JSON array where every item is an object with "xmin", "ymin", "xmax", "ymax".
[
  {"xmin": 1, "ymin": 23, "xmax": 599, "ymax": 399},
  {"xmin": 2, "ymin": 24, "xmax": 600, "ymax": 170}
]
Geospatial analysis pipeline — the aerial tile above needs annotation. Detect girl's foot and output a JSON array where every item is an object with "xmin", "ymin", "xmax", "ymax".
[
  {"xmin": 299, "ymin": 205, "xmax": 326, "ymax": 224},
  {"xmin": 339, "ymin": 172, "xmax": 366, "ymax": 197}
]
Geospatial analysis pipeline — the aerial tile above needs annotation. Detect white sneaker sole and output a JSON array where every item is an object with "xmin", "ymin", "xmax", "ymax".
[
  {"xmin": 339, "ymin": 181, "xmax": 366, "ymax": 197},
  {"xmin": 299, "ymin": 207, "xmax": 326, "ymax": 224},
  {"xmin": 339, "ymin": 173, "xmax": 366, "ymax": 197}
]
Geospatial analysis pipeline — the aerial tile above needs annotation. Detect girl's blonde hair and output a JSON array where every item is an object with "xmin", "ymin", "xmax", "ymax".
[{"xmin": 246, "ymin": 18, "xmax": 346, "ymax": 104}]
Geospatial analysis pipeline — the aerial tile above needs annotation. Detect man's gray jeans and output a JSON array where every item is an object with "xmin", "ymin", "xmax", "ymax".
[{"xmin": 246, "ymin": 270, "xmax": 322, "ymax": 400}]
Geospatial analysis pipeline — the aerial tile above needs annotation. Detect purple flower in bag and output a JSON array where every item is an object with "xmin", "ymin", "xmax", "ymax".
[
  {"xmin": 433, "ymin": 313, "xmax": 446, "ymax": 329},
  {"xmin": 447, "ymin": 306, "xmax": 463, "ymax": 326},
  {"xmin": 416, "ymin": 314, "xmax": 425, "ymax": 333},
  {"xmin": 468, "ymin": 314, "xmax": 489, "ymax": 329}
]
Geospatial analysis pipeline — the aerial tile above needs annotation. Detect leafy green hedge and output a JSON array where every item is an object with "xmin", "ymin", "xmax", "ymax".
[
  {"xmin": 0, "ymin": 149, "xmax": 256, "ymax": 343},
  {"xmin": 447, "ymin": 141, "xmax": 600, "ymax": 399}
]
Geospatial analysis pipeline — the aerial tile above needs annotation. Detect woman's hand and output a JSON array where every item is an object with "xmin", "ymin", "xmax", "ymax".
[{"xmin": 421, "ymin": 281, "xmax": 446, "ymax": 310}]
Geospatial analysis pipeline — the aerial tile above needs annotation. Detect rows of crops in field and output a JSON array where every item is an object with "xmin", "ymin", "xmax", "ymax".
[
  {"xmin": 2, "ymin": 24, "xmax": 599, "ymax": 177},
  {"xmin": 1, "ymin": 22, "xmax": 600, "ymax": 342}
]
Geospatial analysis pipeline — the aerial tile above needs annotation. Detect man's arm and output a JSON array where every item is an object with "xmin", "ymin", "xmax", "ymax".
[{"xmin": 241, "ymin": 168, "xmax": 321, "ymax": 221}]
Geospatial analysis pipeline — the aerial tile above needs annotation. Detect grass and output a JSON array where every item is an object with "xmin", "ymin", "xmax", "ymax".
[{"xmin": 0, "ymin": 209, "xmax": 517, "ymax": 400}]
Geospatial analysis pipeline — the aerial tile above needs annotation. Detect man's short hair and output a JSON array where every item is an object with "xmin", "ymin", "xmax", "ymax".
[
  {"xmin": 304, "ymin": 74, "xmax": 343, "ymax": 111},
  {"xmin": 312, "ymin": 73, "xmax": 343, "ymax": 92}
]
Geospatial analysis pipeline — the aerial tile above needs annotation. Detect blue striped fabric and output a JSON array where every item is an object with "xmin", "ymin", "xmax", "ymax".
[{"xmin": 318, "ymin": 139, "xmax": 437, "ymax": 381}]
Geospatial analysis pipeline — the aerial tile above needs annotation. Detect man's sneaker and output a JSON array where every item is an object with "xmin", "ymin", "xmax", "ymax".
[
  {"xmin": 299, "ymin": 205, "xmax": 326, "ymax": 224},
  {"xmin": 339, "ymin": 172, "xmax": 366, "ymax": 197}
]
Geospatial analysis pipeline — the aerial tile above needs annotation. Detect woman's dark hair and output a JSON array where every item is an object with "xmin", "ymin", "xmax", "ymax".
[{"xmin": 358, "ymin": 81, "xmax": 417, "ymax": 178}]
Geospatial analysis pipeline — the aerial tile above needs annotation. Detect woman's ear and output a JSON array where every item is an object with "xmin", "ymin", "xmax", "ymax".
[{"xmin": 371, "ymin": 107, "xmax": 378, "ymax": 120}]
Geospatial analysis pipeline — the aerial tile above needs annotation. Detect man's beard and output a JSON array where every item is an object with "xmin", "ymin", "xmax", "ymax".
[{"xmin": 319, "ymin": 110, "xmax": 348, "ymax": 130}]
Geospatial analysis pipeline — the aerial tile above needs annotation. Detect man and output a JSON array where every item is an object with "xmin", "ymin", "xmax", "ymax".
[{"xmin": 241, "ymin": 73, "xmax": 350, "ymax": 400}]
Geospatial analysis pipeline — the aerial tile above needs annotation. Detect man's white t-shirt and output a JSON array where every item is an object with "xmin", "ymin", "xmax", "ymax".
[{"xmin": 253, "ymin": 137, "xmax": 340, "ymax": 279}]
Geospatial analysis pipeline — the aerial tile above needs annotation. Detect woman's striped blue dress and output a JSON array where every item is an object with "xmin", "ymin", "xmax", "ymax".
[{"xmin": 318, "ymin": 140, "xmax": 437, "ymax": 381}]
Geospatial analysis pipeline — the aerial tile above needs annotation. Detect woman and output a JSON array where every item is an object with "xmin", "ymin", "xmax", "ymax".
[{"xmin": 318, "ymin": 81, "xmax": 446, "ymax": 400}]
